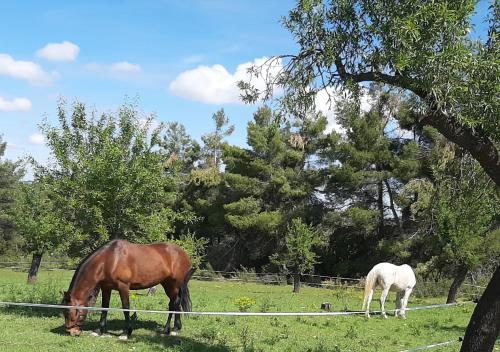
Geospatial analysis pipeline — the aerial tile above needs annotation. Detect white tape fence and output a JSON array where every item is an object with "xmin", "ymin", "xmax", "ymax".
[{"xmin": 0, "ymin": 300, "xmax": 474, "ymax": 316}]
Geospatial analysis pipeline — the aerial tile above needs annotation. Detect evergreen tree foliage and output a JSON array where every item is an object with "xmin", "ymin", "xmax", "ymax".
[
  {"xmin": 220, "ymin": 106, "xmax": 327, "ymax": 269},
  {"xmin": 319, "ymin": 88, "xmax": 420, "ymax": 275}
]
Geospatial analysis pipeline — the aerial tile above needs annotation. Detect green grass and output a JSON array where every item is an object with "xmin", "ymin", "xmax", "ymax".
[{"xmin": 0, "ymin": 268, "xmax": 487, "ymax": 352}]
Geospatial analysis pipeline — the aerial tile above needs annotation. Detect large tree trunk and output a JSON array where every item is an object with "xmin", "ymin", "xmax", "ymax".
[
  {"xmin": 27, "ymin": 253, "xmax": 43, "ymax": 284},
  {"xmin": 293, "ymin": 274, "xmax": 300, "ymax": 293},
  {"xmin": 422, "ymin": 110, "xmax": 500, "ymax": 188},
  {"xmin": 421, "ymin": 108, "xmax": 500, "ymax": 352},
  {"xmin": 335, "ymin": 60, "xmax": 500, "ymax": 187},
  {"xmin": 460, "ymin": 265, "xmax": 500, "ymax": 352},
  {"xmin": 446, "ymin": 265, "xmax": 468, "ymax": 304}
]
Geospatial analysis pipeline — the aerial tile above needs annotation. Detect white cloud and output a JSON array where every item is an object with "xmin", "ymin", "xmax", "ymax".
[
  {"xmin": 111, "ymin": 61, "xmax": 141, "ymax": 73},
  {"xmin": 0, "ymin": 97, "xmax": 32, "ymax": 112},
  {"xmin": 0, "ymin": 53, "xmax": 55, "ymax": 86},
  {"xmin": 169, "ymin": 57, "xmax": 282, "ymax": 104},
  {"xmin": 315, "ymin": 87, "xmax": 373, "ymax": 134},
  {"xmin": 85, "ymin": 61, "xmax": 142, "ymax": 76},
  {"xmin": 28, "ymin": 133, "xmax": 45, "ymax": 145},
  {"xmin": 36, "ymin": 41, "xmax": 80, "ymax": 62}
]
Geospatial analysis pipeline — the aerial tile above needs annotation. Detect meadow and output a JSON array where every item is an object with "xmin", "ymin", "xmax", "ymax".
[{"xmin": 0, "ymin": 268, "xmax": 485, "ymax": 352}]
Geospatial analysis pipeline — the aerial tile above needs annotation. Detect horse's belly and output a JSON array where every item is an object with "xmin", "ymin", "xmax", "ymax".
[
  {"xmin": 130, "ymin": 282, "xmax": 159, "ymax": 290},
  {"xmin": 391, "ymin": 283, "xmax": 410, "ymax": 291},
  {"xmin": 111, "ymin": 263, "xmax": 171, "ymax": 289}
]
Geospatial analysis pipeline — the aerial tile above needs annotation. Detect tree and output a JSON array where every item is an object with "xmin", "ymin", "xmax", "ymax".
[
  {"xmin": 406, "ymin": 147, "xmax": 499, "ymax": 303},
  {"xmin": 317, "ymin": 87, "xmax": 421, "ymax": 274},
  {"xmin": 35, "ymin": 100, "xmax": 196, "ymax": 259},
  {"xmin": 270, "ymin": 218, "xmax": 322, "ymax": 293},
  {"xmin": 201, "ymin": 109, "xmax": 234, "ymax": 168},
  {"xmin": 0, "ymin": 136, "xmax": 24, "ymax": 254},
  {"xmin": 241, "ymin": 2, "xmax": 499, "ymax": 349},
  {"xmin": 160, "ymin": 122, "xmax": 200, "ymax": 173},
  {"xmin": 177, "ymin": 110, "xmax": 235, "ymax": 269},
  {"xmin": 14, "ymin": 181, "xmax": 71, "ymax": 283},
  {"xmin": 221, "ymin": 106, "xmax": 327, "ymax": 270}
]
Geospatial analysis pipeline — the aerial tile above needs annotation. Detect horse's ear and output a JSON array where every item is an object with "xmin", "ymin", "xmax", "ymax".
[{"xmin": 62, "ymin": 291, "xmax": 71, "ymax": 300}]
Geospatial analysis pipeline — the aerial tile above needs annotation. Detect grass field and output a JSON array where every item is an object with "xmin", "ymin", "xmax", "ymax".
[{"xmin": 0, "ymin": 268, "xmax": 491, "ymax": 352}]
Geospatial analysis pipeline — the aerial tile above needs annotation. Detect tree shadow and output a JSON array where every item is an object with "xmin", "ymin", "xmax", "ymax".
[
  {"xmin": 436, "ymin": 324, "xmax": 467, "ymax": 334},
  {"xmin": 133, "ymin": 334, "xmax": 231, "ymax": 352}
]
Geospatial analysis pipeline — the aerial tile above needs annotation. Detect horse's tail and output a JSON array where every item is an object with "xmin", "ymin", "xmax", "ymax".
[
  {"xmin": 180, "ymin": 267, "xmax": 196, "ymax": 312},
  {"xmin": 362, "ymin": 269, "xmax": 377, "ymax": 310}
]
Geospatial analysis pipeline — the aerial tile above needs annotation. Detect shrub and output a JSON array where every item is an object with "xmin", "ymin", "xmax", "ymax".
[{"xmin": 234, "ymin": 296, "xmax": 256, "ymax": 312}]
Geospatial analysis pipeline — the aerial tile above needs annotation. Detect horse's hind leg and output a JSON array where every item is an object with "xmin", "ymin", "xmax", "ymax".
[
  {"xmin": 395, "ymin": 291, "xmax": 404, "ymax": 318},
  {"xmin": 117, "ymin": 283, "xmax": 133, "ymax": 339},
  {"xmin": 162, "ymin": 283, "xmax": 181, "ymax": 336},
  {"xmin": 379, "ymin": 287, "xmax": 390, "ymax": 318},
  {"xmin": 365, "ymin": 288, "xmax": 374, "ymax": 318}
]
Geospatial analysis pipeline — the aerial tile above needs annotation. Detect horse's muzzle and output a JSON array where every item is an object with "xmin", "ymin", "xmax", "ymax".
[{"xmin": 65, "ymin": 325, "xmax": 82, "ymax": 336}]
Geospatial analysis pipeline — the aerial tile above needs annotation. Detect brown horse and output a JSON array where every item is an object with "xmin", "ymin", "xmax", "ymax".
[{"xmin": 62, "ymin": 239, "xmax": 195, "ymax": 339}]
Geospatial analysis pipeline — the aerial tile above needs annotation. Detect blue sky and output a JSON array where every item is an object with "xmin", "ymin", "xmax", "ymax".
[{"xmin": 0, "ymin": 0, "xmax": 491, "ymax": 178}]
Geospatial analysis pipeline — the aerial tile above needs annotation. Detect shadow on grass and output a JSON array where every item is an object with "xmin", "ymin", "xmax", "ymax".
[
  {"xmin": 437, "ymin": 324, "xmax": 467, "ymax": 334},
  {"xmin": 0, "ymin": 306, "xmax": 63, "ymax": 318},
  {"xmin": 50, "ymin": 318, "xmax": 230, "ymax": 352},
  {"xmin": 133, "ymin": 334, "xmax": 231, "ymax": 352},
  {"xmin": 50, "ymin": 317, "xmax": 163, "ymax": 335}
]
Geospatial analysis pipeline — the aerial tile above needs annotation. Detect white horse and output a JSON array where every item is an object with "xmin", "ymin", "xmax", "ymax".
[{"xmin": 362, "ymin": 262, "xmax": 416, "ymax": 318}]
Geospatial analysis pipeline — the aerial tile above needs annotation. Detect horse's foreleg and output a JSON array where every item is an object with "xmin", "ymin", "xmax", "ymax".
[
  {"xmin": 117, "ymin": 284, "xmax": 132, "ymax": 339},
  {"xmin": 96, "ymin": 287, "xmax": 111, "ymax": 335},
  {"xmin": 379, "ymin": 288, "xmax": 390, "ymax": 318}
]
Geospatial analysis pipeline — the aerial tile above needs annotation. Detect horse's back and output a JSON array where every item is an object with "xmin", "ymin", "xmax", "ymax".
[
  {"xmin": 368, "ymin": 262, "xmax": 416, "ymax": 290},
  {"xmin": 101, "ymin": 240, "xmax": 192, "ymax": 289}
]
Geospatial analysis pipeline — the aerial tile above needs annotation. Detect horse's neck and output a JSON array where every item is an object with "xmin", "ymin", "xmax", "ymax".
[{"xmin": 71, "ymin": 259, "xmax": 101, "ymax": 302}]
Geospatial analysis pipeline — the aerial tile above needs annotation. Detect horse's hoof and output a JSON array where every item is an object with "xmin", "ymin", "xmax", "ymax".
[
  {"xmin": 170, "ymin": 331, "xmax": 178, "ymax": 336},
  {"xmin": 118, "ymin": 335, "xmax": 128, "ymax": 341},
  {"xmin": 91, "ymin": 332, "xmax": 100, "ymax": 337},
  {"xmin": 382, "ymin": 315, "xmax": 388, "ymax": 319}
]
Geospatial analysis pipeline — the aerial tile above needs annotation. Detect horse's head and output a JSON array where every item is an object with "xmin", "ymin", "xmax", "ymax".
[{"xmin": 61, "ymin": 291, "xmax": 87, "ymax": 336}]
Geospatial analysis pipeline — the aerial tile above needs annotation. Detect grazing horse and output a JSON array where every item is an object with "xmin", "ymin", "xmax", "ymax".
[
  {"xmin": 62, "ymin": 240, "xmax": 195, "ymax": 339},
  {"xmin": 362, "ymin": 262, "xmax": 416, "ymax": 318}
]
